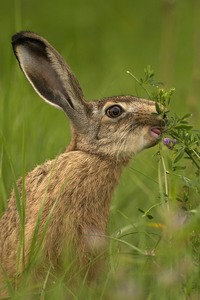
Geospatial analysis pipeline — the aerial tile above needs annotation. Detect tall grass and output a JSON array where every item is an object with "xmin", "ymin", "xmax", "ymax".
[{"xmin": 0, "ymin": 0, "xmax": 200, "ymax": 299}]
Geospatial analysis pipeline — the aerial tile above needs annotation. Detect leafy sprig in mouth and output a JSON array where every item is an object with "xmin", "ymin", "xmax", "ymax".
[{"xmin": 127, "ymin": 66, "xmax": 200, "ymax": 173}]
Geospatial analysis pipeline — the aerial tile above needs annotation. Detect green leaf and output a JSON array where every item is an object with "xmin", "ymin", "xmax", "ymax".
[
  {"xmin": 138, "ymin": 208, "xmax": 145, "ymax": 214},
  {"xmin": 174, "ymin": 149, "xmax": 185, "ymax": 164},
  {"xmin": 155, "ymin": 102, "xmax": 162, "ymax": 114},
  {"xmin": 175, "ymin": 125, "xmax": 193, "ymax": 130},
  {"xmin": 146, "ymin": 214, "xmax": 154, "ymax": 220},
  {"xmin": 181, "ymin": 113, "xmax": 192, "ymax": 120}
]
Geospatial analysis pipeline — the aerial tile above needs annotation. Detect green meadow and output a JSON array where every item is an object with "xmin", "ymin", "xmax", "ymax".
[{"xmin": 0, "ymin": 0, "xmax": 199, "ymax": 299}]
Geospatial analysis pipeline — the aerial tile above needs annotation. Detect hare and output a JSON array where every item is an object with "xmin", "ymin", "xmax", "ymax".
[{"xmin": 0, "ymin": 31, "xmax": 166, "ymax": 295}]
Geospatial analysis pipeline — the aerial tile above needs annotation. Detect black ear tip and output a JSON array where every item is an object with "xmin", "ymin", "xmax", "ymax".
[
  {"xmin": 12, "ymin": 31, "xmax": 27, "ymax": 44},
  {"xmin": 12, "ymin": 31, "xmax": 36, "ymax": 45}
]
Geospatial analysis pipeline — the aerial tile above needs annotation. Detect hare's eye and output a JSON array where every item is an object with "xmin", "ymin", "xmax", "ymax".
[{"xmin": 106, "ymin": 105, "xmax": 123, "ymax": 118}]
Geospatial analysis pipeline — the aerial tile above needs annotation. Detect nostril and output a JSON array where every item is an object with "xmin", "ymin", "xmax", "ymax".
[
  {"xmin": 161, "ymin": 111, "xmax": 169, "ymax": 125},
  {"xmin": 163, "ymin": 113, "xmax": 167, "ymax": 119},
  {"xmin": 163, "ymin": 109, "xmax": 170, "ymax": 119},
  {"xmin": 161, "ymin": 119, "xmax": 167, "ymax": 130}
]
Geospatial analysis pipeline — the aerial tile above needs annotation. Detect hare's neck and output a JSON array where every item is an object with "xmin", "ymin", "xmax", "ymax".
[
  {"xmin": 69, "ymin": 151, "xmax": 121, "ymax": 211},
  {"xmin": 58, "ymin": 151, "xmax": 123, "ymax": 228}
]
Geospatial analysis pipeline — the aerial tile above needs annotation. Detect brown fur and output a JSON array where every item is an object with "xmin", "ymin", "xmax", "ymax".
[{"xmin": 0, "ymin": 31, "xmax": 166, "ymax": 296}]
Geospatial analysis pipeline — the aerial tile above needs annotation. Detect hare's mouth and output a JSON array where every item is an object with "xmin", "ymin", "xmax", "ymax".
[
  {"xmin": 150, "ymin": 117, "xmax": 166, "ymax": 139},
  {"xmin": 150, "ymin": 127, "xmax": 162, "ymax": 139}
]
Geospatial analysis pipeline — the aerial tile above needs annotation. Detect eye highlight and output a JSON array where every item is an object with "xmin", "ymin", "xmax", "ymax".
[{"xmin": 106, "ymin": 105, "xmax": 123, "ymax": 118}]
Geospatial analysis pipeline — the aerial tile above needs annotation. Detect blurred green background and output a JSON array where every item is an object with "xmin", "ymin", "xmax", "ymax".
[
  {"xmin": 0, "ymin": 0, "xmax": 200, "ymax": 298},
  {"xmin": 0, "ymin": 0, "xmax": 200, "ymax": 221}
]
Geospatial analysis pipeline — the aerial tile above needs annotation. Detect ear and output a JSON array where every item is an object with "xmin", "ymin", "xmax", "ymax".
[{"xmin": 12, "ymin": 31, "xmax": 90, "ymax": 130}]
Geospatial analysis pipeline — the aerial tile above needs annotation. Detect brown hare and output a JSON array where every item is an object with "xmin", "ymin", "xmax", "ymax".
[{"xmin": 0, "ymin": 31, "xmax": 166, "ymax": 295}]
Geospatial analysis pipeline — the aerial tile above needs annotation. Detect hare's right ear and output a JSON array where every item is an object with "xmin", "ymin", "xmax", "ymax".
[{"xmin": 12, "ymin": 31, "xmax": 89, "ymax": 130}]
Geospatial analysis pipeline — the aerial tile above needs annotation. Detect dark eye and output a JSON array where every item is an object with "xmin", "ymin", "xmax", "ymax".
[{"xmin": 106, "ymin": 105, "xmax": 123, "ymax": 118}]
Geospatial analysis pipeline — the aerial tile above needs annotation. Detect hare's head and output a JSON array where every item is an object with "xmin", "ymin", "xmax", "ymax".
[{"xmin": 12, "ymin": 31, "xmax": 166, "ymax": 162}]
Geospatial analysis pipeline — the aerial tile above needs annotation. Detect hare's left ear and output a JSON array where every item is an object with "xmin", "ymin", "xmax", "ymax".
[{"xmin": 12, "ymin": 31, "xmax": 90, "ymax": 130}]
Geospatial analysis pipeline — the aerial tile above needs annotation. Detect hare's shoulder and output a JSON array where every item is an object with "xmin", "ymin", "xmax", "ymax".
[{"xmin": 0, "ymin": 159, "xmax": 55, "ymax": 222}]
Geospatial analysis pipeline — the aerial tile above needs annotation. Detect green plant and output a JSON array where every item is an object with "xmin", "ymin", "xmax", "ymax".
[
  {"xmin": 128, "ymin": 65, "xmax": 199, "ymax": 209},
  {"xmin": 119, "ymin": 66, "xmax": 200, "ymax": 299}
]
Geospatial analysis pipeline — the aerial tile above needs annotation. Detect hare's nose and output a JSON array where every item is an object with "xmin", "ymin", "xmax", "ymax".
[
  {"xmin": 163, "ymin": 108, "xmax": 169, "ymax": 117},
  {"xmin": 163, "ymin": 108, "xmax": 169, "ymax": 122},
  {"xmin": 162, "ymin": 112, "xmax": 168, "ymax": 122},
  {"xmin": 160, "ymin": 114, "xmax": 169, "ymax": 131},
  {"xmin": 163, "ymin": 113, "xmax": 167, "ymax": 119}
]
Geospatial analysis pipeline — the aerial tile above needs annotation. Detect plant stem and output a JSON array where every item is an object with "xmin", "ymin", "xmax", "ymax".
[
  {"xmin": 159, "ymin": 146, "xmax": 170, "ymax": 211},
  {"xmin": 185, "ymin": 148, "xmax": 200, "ymax": 170},
  {"xmin": 126, "ymin": 71, "xmax": 152, "ymax": 98}
]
